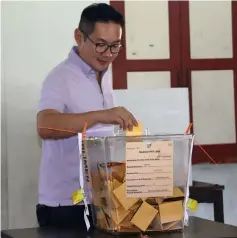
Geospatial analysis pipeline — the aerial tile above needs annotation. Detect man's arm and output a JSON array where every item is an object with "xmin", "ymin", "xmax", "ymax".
[
  {"xmin": 37, "ymin": 72, "xmax": 95, "ymax": 139},
  {"xmin": 37, "ymin": 106, "xmax": 138, "ymax": 140},
  {"xmin": 37, "ymin": 109, "xmax": 103, "ymax": 139},
  {"xmin": 37, "ymin": 73, "xmax": 137, "ymax": 140}
]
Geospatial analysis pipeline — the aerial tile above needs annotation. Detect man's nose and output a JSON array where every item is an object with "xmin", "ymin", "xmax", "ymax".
[{"xmin": 104, "ymin": 47, "xmax": 113, "ymax": 57}]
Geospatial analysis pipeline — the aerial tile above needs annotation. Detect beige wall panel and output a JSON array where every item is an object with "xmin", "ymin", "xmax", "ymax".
[
  {"xmin": 127, "ymin": 71, "xmax": 171, "ymax": 89},
  {"xmin": 125, "ymin": 0, "xmax": 170, "ymax": 60},
  {"xmin": 191, "ymin": 70, "xmax": 236, "ymax": 145},
  {"xmin": 189, "ymin": 1, "xmax": 233, "ymax": 59}
]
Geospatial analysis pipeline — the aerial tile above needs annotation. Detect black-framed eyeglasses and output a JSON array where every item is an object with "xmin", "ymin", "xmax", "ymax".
[{"xmin": 82, "ymin": 31, "xmax": 123, "ymax": 54}]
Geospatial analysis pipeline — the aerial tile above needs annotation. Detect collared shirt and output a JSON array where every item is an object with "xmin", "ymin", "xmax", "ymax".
[{"xmin": 38, "ymin": 46, "xmax": 114, "ymax": 206}]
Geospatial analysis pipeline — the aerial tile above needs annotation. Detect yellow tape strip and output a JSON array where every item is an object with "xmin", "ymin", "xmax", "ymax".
[
  {"xmin": 72, "ymin": 189, "xmax": 85, "ymax": 205},
  {"xmin": 187, "ymin": 198, "xmax": 198, "ymax": 211}
]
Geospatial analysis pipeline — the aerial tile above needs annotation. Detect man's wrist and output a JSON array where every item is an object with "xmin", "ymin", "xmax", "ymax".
[
  {"xmin": 82, "ymin": 110, "xmax": 105, "ymax": 126},
  {"xmin": 91, "ymin": 110, "xmax": 105, "ymax": 124}
]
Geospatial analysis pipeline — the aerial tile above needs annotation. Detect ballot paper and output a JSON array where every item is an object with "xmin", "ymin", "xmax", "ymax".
[{"xmin": 126, "ymin": 140, "xmax": 174, "ymax": 198}]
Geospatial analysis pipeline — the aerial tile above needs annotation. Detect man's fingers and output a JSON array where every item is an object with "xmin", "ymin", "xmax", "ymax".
[
  {"xmin": 122, "ymin": 108, "xmax": 138, "ymax": 127},
  {"xmin": 117, "ymin": 117, "xmax": 124, "ymax": 130},
  {"xmin": 116, "ymin": 107, "xmax": 138, "ymax": 130},
  {"xmin": 119, "ymin": 115, "xmax": 128, "ymax": 130},
  {"xmin": 125, "ymin": 113, "xmax": 137, "ymax": 129},
  {"xmin": 120, "ymin": 115, "xmax": 134, "ymax": 131},
  {"xmin": 127, "ymin": 120, "xmax": 134, "ymax": 131},
  {"xmin": 130, "ymin": 115, "xmax": 138, "ymax": 127}
]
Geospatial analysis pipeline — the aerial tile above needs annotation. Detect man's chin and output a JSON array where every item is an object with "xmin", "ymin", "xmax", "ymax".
[{"xmin": 94, "ymin": 61, "xmax": 109, "ymax": 72}]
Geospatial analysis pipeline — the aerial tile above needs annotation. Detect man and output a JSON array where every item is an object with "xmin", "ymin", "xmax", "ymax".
[{"xmin": 36, "ymin": 3, "xmax": 137, "ymax": 230}]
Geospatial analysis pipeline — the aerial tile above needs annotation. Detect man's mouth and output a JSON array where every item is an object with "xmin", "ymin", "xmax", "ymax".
[{"xmin": 97, "ymin": 59, "xmax": 108, "ymax": 65}]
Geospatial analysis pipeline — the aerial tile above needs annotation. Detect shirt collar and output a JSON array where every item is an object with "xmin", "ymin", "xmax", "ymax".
[{"xmin": 67, "ymin": 46, "xmax": 108, "ymax": 78}]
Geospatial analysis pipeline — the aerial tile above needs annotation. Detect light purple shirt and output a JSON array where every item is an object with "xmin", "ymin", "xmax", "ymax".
[{"xmin": 38, "ymin": 46, "xmax": 114, "ymax": 206}]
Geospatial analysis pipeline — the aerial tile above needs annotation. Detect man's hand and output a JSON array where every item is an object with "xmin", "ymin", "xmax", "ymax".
[
  {"xmin": 98, "ymin": 106, "xmax": 138, "ymax": 131},
  {"xmin": 37, "ymin": 107, "xmax": 138, "ymax": 140}
]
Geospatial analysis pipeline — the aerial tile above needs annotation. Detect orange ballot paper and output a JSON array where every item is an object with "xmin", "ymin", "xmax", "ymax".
[{"xmin": 126, "ymin": 122, "xmax": 143, "ymax": 136}]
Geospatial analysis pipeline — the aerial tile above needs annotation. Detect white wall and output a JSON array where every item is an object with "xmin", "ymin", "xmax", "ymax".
[{"xmin": 1, "ymin": 1, "xmax": 110, "ymax": 229}]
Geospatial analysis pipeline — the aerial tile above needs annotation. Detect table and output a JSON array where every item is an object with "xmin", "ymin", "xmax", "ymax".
[
  {"xmin": 190, "ymin": 181, "xmax": 225, "ymax": 223},
  {"xmin": 2, "ymin": 217, "xmax": 237, "ymax": 238}
]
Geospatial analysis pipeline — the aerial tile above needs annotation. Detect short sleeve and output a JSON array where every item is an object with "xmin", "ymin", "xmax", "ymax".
[{"xmin": 38, "ymin": 72, "xmax": 66, "ymax": 113}]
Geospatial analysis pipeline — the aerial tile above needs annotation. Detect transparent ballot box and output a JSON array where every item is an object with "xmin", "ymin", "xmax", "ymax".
[{"xmin": 83, "ymin": 134, "xmax": 194, "ymax": 234}]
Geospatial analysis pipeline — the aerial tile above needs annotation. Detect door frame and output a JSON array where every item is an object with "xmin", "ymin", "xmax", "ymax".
[
  {"xmin": 110, "ymin": 0, "xmax": 237, "ymax": 164},
  {"xmin": 179, "ymin": 1, "xmax": 237, "ymax": 163}
]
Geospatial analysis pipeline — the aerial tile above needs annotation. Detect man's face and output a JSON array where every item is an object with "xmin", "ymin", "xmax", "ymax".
[{"xmin": 76, "ymin": 22, "xmax": 122, "ymax": 72}]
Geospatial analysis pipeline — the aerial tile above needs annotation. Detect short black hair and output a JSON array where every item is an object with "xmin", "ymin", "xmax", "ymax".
[{"xmin": 78, "ymin": 3, "xmax": 124, "ymax": 36}]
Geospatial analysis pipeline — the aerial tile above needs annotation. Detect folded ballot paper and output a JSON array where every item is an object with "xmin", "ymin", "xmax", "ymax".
[{"xmin": 78, "ymin": 122, "xmax": 194, "ymax": 234}]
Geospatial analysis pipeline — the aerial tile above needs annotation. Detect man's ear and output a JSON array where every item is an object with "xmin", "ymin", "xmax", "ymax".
[{"xmin": 74, "ymin": 28, "xmax": 83, "ymax": 45}]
